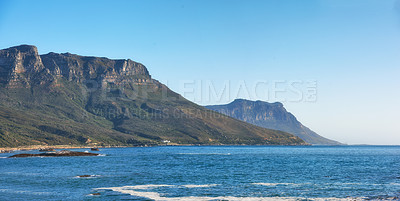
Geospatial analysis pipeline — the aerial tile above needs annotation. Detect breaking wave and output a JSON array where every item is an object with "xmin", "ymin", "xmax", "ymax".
[{"xmin": 95, "ymin": 184, "xmax": 365, "ymax": 201}]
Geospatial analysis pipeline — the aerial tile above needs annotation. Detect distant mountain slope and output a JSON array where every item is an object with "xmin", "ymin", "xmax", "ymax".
[
  {"xmin": 0, "ymin": 45, "xmax": 306, "ymax": 147},
  {"xmin": 206, "ymin": 99, "xmax": 341, "ymax": 145}
]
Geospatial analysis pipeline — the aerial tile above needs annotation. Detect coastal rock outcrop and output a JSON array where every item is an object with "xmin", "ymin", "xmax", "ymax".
[{"xmin": 9, "ymin": 150, "xmax": 99, "ymax": 158}]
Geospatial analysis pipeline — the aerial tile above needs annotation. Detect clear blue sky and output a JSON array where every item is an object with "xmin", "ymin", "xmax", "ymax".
[{"xmin": 1, "ymin": 0, "xmax": 399, "ymax": 145}]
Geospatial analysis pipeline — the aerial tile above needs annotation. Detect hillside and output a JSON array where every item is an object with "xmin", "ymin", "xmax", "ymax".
[
  {"xmin": 0, "ymin": 45, "xmax": 306, "ymax": 147},
  {"xmin": 206, "ymin": 99, "xmax": 341, "ymax": 145}
]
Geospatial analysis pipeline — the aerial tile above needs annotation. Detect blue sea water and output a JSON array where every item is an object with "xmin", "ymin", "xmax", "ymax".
[{"xmin": 0, "ymin": 146, "xmax": 400, "ymax": 200}]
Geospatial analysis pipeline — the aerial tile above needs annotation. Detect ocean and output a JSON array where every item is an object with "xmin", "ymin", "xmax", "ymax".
[{"xmin": 0, "ymin": 146, "xmax": 399, "ymax": 200}]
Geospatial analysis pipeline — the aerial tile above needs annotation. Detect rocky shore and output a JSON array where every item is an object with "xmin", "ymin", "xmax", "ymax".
[
  {"xmin": 8, "ymin": 150, "xmax": 100, "ymax": 158},
  {"xmin": 0, "ymin": 145, "xmax": 127, "ymax": 153}
]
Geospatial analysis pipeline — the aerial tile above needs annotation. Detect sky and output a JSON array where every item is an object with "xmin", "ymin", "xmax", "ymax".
[{"xmin": 0, "ymin": 0, "xmax": 399, "ymax": 145}]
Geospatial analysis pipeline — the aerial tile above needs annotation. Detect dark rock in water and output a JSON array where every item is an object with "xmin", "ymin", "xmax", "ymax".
[
  {"xmin": 91, "ymin": 193, "xmax": 101, "ymax": 195},
  {"xmin": 77, "ymin": 174, "xmax": 100, "ymax": 178},
  {"xmin": 78, "ymin": 175, "xmax": 92, "ymax": 178},
  {"xmin": 38, "ymin": 148, "xmax": 56, "ymax": 152},
  {"xmin": 9, "ymin": 150, "xmax": 99, "ymax": 158},
  {"xmin": 91, "ymin": 148, "xmax": 99, "ymax": 151}
]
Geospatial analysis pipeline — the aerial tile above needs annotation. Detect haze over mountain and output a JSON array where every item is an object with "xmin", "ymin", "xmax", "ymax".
[
  {"xmin": 206, "ymin": 99, "xmax": 341, "ymax": 145},
  {"xmin": 0, "ymin": 45, "xmax": 306, "ymax": 147}
]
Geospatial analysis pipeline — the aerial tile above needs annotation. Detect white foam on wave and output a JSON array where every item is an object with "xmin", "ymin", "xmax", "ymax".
[
  {"xmin": 95, "ymin": 184, "xmax": 364, "ymax": 201},
  {"xmin": 120, "ymin": 184, "xmax": 174, "ymax": 189},
  {"xmin": 181, "ymin": 184, "xmax": 219, "ymax": 188},
  {"xmin": 177, "ymin": 153, "xmax": 231, "ymax": 155},
  {"xmin": 0, "ymin": 157, "xmax": 8, "ymax": 158},
  {"xmin": 252, "ymin": 183, "xmax": 299, "ymax": 186}
]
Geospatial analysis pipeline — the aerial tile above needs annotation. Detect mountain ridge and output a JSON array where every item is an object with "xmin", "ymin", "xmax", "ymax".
[
  {"xmin": 0, "ymin": 45, "xmax": 307, "ymax": 147},
  {"xmin": 206, "ymin": 99, "xmax": 341, "ymax": 145}
]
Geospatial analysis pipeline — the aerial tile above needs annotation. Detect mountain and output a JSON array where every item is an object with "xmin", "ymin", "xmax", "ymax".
[
  {"xmin": 206, "ymin": 99, "xmax": 341, "ymax": 145},
  {"xmin": 0, "ymin": 45, "xmax": 306, "ymax": 147}
]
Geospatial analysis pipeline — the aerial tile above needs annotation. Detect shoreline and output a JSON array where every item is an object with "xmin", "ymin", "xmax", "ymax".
[
  {"xmin": 0, "ymin": 143, "xmax": 359, "ymax": 152},
  {"xmin": 0, "ymin": 143, "xmax": 199, "ymax": 152},
  {"xmin": 0, "ymin": 145, "xmax": 131, "ymax": 152}
]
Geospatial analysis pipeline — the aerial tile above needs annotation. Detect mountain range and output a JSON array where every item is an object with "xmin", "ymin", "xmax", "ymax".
[
  {"xmin": 206, "ymin": 99, "xmax": 341, "ymax": 145},
  {"xmin": 0, "ymin": 45, "xmax": 306, "ymax": 147}
]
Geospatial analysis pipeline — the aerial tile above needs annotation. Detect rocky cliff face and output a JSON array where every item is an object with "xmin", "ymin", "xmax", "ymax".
[
  {"xmin": 206, "ymin": 99, "xmax": 341, "ymax": 145},
  {"xmin": 0, "ymin": 45, "xmax": 306, "ymax": 147},
  {"xmin": 0, "ymin": 45, "xmax": 153, "ymax": 88},
  {"xmin": 41, "ymin": 52, "xmax": 151, "ymax": 84},
  {"xmin": 0, "ymin": 45, "xmax": 47, "ymax": 88}
]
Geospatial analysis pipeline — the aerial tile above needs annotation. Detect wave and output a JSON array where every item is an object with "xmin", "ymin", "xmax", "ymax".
[
  {"xmin": 177, "ymin": 153, "xmax": 231, "ymax": 155},
  {"xmin": 252, "ymin": 182, "xmax": 397, "ymax": 187},
  {"xmin": 74, "ymin": 174, "xmax": 101, "ymax": 178},
  {"xmin": 252, "ymin": 183, "xmax": 300, "ymax": 186},
  {"xmin": 0, "ymin": 189, "xmax": 52, "ymax": 195},
  {"xmin": 115, "ymin": 184, "xmax": 174, "ymax": 189},
  {"xmin": 181, "ymin": 184, "xmax": 219, "ymax": 188},
  {"xmin": 95, "ymin": 184, "xmax": 365, "ymax": 201},
  {"xmin": 2, "ymin": 172, "xmax": 42, "ymax": 176}
]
